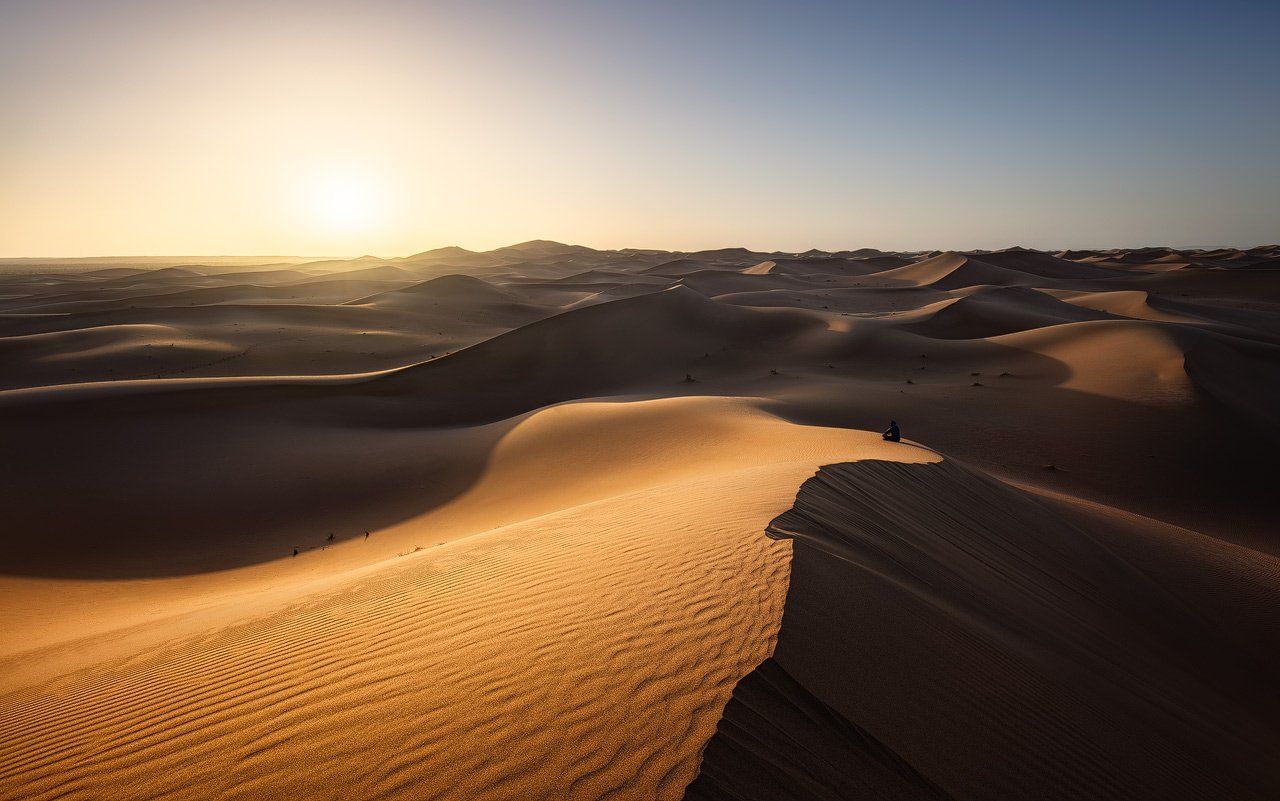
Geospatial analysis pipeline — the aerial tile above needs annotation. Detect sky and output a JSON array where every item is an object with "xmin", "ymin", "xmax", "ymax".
[{"xmin": 1, "ymin": 0, "xmax": 1277, "ymax": 256}]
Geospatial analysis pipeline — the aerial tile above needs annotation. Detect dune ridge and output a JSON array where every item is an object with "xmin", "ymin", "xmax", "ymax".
[
  {"xmin": 0, "ymin": 404, "xmax": 922, "ymax": 800},
  {"xmin": 686, "ymin": 459, "xmax": 1280, "ymax": 800},
  {"xmin": 1, "ymin": 241, "xmax": 1277, "ymax": 799}
]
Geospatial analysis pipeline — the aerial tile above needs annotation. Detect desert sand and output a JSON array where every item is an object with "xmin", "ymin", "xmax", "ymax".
[{"xmin": 1, "ymin": 241, "xmax": 1278, "ymax": 799}]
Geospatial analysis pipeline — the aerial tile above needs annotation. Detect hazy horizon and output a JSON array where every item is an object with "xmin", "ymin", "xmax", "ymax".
[
  {"xmin": 3, "ymin": 237, "xmax": 1279, "ymax": 262},
  {"xmin": 3, "ymin": 0, "xmax": 1278, "ymax": 257}
]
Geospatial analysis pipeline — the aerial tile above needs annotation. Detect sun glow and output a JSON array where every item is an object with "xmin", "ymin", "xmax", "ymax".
[{"xmin": 302, "ymin": 169, "xmax": 387, "ymax": 233}]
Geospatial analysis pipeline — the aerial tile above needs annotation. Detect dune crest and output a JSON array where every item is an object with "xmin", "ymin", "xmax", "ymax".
[
  {"xmin": 1, "ymin": 241, "xmax": 1276, "ymax": 799},
  {"xmin": 687, "ymin": 459, "xmax": 1280, "ymax": 800}
]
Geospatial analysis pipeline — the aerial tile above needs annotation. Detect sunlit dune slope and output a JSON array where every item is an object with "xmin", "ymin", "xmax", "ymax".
[{"xmin": 0, "ymin": 401, "xmax": 929, "ymax": 801}]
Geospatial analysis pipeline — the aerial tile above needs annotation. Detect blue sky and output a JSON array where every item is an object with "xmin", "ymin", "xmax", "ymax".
[{"xmin": 1, "ymin": 0, "xmax": 1276, "ymax": 254}]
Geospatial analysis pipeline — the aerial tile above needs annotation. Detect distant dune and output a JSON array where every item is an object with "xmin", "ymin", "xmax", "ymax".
[{"xmin": 1, "ymin": 241, "xmax": 1276, "ymax": 799}]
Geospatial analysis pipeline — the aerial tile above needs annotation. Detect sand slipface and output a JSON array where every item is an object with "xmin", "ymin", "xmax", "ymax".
[
  {"xmin": 0, "ymin": 242, "xmax": 1278, "ymax": 799},
  {"xmin": 687, "ymin": 460, "xmax": 1280, "ymax": 800}
]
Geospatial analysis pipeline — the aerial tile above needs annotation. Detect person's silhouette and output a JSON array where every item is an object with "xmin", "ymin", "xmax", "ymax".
[{"xmin": 882, "ymin": 420, "xmax": 901, "ymax": 442}]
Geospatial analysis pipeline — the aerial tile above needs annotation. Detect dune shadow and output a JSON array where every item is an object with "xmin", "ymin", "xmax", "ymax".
[
  {"xmin": 687, "ymin": 458, "xmax": 1280, "ymax": 800},
  {"xmin": 759, "ymin": 326, "xmax": 1278, "ymax": 549},
  {"xmin": 0, "ymin": 383, "xmax": 525, "ymax": 578}
]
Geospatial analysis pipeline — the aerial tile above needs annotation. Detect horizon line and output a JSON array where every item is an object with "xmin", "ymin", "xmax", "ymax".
[{"xmin": 3, "ymin": 241, "xmax": 1277, "ymax": 262}]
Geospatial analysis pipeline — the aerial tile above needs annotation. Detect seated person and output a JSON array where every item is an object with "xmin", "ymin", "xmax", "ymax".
[{"xmin": 882, "ymin": 420, "xmax": 901, "ymax": 442}]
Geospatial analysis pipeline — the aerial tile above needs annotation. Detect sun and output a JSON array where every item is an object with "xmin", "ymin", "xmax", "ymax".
[{"xmin": 303, "ymin": 169, "xmax": 386, "ymax": 232}]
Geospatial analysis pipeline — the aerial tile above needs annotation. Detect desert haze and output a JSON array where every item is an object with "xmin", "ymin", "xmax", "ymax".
[{"xmin": 0, "ymin": 240, "xmax": 1278, "ymax": 799}]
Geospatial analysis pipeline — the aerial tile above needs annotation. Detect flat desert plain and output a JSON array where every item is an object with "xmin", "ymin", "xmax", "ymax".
[{"xmin": 1, "ymin": 241, "xmax": 1278, "ymax": 800}]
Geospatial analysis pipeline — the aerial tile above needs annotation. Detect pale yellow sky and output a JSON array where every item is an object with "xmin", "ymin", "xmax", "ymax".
[{"xmin": 2, "ymin": 1, "xmax": 1276, "ymax": 256}]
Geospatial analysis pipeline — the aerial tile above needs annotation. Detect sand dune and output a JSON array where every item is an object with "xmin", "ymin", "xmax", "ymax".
[
  {"xmin": 689, "ymin": 459, "xmax": 1280, "ymax": 800},
  {"xmin": 201, "ymin": 268, "xmax": 317, "ymax": 285},
  {"xmin": 364, "ymin": 286, "xmax": 825, "ymax": 424},
  {"xmin": 553, "ymin": 267, "xmax": 671, "ymax": 285},
  {"xmin": 1184, "ymin": 338, "xmax": 1280, "ymax": 442},
  {"xmin": 897, "ymin": 285, "xmax": 1113, "ymax": 339},
  {"xmin": 0, "ymin": 401, "xmax": 916, "ymax": 800},
  {"xmin": 677, "ymin": 269, "xmax": 826, "ymax": 298},
  {"xmin": 1, "ymin": 242, "xmax": 1277, "ymax": 799},
  {"xmin": 743, "ymin": 257, "xmax": 904, "ymax": 277},
  {"xmin": 348, "ymin": 274, "xmax": 525, "ymax": 309},
  {"xmin": 969, "ymin": 246, "xmax": 1132, "ymax": 279},
  {"xmin": 13, "ymin": 277, "xmax": 419, "ymax": 314},
  {"xmin": 1051, "ymin": 288, "xmax": 1197, "ymax": 322},
  {"xmin": 862, "ymin": 251, "xmax": 1047, "ymax": 289},
  {"xmin": 0, "ymin": 324, "xmax": 239, "ymax": 390},
  {"xmin": 640, "ymin": 258, "xmax": 727, "ymax": 277}
]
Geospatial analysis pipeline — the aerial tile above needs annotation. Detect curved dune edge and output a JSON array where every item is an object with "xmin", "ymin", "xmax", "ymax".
[
  {"xmin": 0, "ymin": 404, "xmax": 933, "ymax": 801},
  {"xmin": 3, "ymin": 243, "xmax": 1278, "ymax": 799},
  {"xmin": 684, "ymin": 459, "xmax": 1280, "ymax": 800}
]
